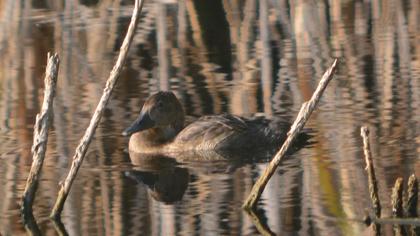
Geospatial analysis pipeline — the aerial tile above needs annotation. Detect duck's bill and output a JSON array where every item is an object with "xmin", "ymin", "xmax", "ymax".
[{"xmin": 122, "ymin": 112, "xmax": 155, "ymax": 136}]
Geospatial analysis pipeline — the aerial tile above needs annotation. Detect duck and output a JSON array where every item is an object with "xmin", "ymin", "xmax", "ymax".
[{"xmin": 122, "ymin": 91, "xmax": 296, "ymax": 156}]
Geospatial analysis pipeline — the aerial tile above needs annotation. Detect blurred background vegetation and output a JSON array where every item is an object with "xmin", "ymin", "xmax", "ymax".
[{"xmin": 0, "ymin": 0, "xmax": 419, "ymax": 235}]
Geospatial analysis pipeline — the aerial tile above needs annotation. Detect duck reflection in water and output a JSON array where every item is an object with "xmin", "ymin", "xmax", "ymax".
[
  {"xmin": 126, "ymin": 153, "xmax": 189, "ymax": 204},
  {"xmin": 123, "ymin": 91, "xmax": 310, "ymax": 160},
  {"xmin": 125, "ymin": 141, "xmax": 308, "ymax": 204},
  {"xmin": 125, "ymin": 152, "xmax": 272, "ymax": 204}
]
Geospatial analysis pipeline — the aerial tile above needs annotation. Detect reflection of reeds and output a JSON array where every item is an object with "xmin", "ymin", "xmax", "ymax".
[
  {"xmin": 244, "ymin": 208, "xmax": 275, "ymax": 236},
  {"xmin": 228, "ymin": 0, "xmax": 259, "ymax": 116},
  {"xmin": 0, "ymin": 0, "xmax": 419, "ymax": 235},
  {"xmin": 259, "ymin": 0, "xmax": 273, "ymax": 117}
]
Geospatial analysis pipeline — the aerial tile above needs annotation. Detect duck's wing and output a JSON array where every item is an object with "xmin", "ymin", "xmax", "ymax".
[{"xmin": 174, "ymin": 114, "xmax": 272, "ymax": 150}]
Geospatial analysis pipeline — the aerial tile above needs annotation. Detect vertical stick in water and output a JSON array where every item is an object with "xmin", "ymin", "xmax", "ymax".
[
  {"xmin": 21, "ymin": 53, "xmax": 60, "ymax": 211},
  {"xmin": 360, "ymin": 126, "xmax": 381, "ymax": 235},
  {"xmin": 406, "ymin": 174, "xmax": 418, "ymax": 216},
  {"xmin": 50, "ymin": 0, "xmax": 144, "ymax": 219},
  {"xmin": 406, "ymin": 174, "xmax": 419, "ymax": 235},
  {"xmin": 392, "ymin": 178, "xmax": 405, "ymax": 236}
]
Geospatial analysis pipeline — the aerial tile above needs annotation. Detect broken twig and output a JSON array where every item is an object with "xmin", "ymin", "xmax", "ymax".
[
  {"xmin": 243, "ymin": 59, "xmax": 338, "ymax": 209},
  {"xmin": 406, "ymin": 174, "xmax": 418, "ymax": 217},
  {"xmin": 50, "ymin": 0, "xmax": 144, "ymax": 219},
  {"xmin": 406, "ymin": 174, "xmax": 419, "ymax": 236},
  {"xmin": 21, "ymin": 53, "xmax": 60, "ymax": 212},
  {"xmin": 392, "ymin": 178, "xmax": 406, "ymax": 236},
  {"xmin": 361, "ymin": 126, "xmax": 381, "ymax": 235}
]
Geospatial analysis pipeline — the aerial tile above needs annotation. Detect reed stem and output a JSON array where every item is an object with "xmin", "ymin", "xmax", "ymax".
[
  {"xmin": 392, "ymin": 178, "xmax": 406, "ymax": 236},
  {"xmin": 361, "ymin": 126, "xmax": 381, "ymax": 235},
  {"xmin": 406, "ymin": 174, "xmax": 418, "ymax": 236},
  {"xmin": 50, "ymin": 0, "xmax": 144, "ymax": 219},
  {"xmin": 242, "ymin": 59, "xmax": 338, "ymax": 210},
  {"xmin": 21, "ymin": 53, "xmax": 60, "ymax": 212}
]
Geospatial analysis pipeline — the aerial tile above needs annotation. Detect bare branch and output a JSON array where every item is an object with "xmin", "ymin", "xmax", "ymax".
[
  {"xmin": 50, "ymin": 0, "xmax": 145, "ymax": 219},
  {"xmin": 21, "ymin": 53, "xmax": 60, "ymax": 212},
  {"xmin": 361, "ymin": 126, "xmax": 381, "ymax": 235},
  {"xmin": 243, "ymin": 59, "xmax": 338, "ymax": 210}
]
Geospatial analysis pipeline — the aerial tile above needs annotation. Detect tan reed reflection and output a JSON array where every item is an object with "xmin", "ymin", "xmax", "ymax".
[{"xmin": 0, "ymin": 0, "xmax": 418, "ymax": 235}]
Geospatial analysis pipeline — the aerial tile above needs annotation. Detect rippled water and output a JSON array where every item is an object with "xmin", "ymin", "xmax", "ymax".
[{"xmin": 0, "ymin": 0, "xmax": 419, "ymax": 235}]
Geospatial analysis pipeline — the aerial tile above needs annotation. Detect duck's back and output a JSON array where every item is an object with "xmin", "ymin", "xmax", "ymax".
[{"xmin": 172, "ymin": 114, "xmax": 289, "ymax": 152}]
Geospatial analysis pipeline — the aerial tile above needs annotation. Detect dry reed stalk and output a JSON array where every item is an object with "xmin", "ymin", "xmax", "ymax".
[
  {"xmin": 50, "ymin": 0, "xmax": 144, "ymax": 219},
  {"xmin": 392, "ymin": 178, "xmax": 406, "ymax": 236},
  {"xmin": 392, "ymin": 178, "xmax": 404, "ymax": 216},
  {"xmin": 406, "ymin": 174, "xmax": 418, "ymax": 217},
  {"xmin": 406, "ymin": 174, "xmax": 419, "ymax": 236},
  {"xmin": 242, "ymin": 59, "xmax": 338, "ymax": 210},
  {"xmin": 21, "ymin": 53, "xmax": 60, "ymax": 212},
  {"xmin": 361, "ymin": 126, "xmax": 381, "ymax": 235}
]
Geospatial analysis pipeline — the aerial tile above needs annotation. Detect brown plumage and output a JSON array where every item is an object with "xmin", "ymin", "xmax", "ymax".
[{"xmin": 123, "ymin": 91, "xmax": 294, "ymax": 156}]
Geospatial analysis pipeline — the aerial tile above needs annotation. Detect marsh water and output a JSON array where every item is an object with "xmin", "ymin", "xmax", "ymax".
[{"xmin": 0, "ymin": 0, "xmax": 419, "ymax": 235}]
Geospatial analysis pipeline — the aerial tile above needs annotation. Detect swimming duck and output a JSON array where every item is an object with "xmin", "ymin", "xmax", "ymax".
[{"xmin": 122, "ymin": 91, "xmax": 291, "ymax": 155}]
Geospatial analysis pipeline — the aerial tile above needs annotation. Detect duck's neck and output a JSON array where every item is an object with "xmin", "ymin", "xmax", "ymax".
[{"xmin": 129, "ymin": 125, "xmax": 182, "ymax": 153}]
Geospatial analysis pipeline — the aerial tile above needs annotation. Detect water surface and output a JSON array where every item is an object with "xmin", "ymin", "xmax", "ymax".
[{"xmin": 0, "ymin": 0, "xmax": 419, "ymax": 235}]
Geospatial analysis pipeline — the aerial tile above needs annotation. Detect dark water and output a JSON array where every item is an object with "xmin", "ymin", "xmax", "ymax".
[{"xmin": 0, "ymin": 0, "xmax": 419, "ymax": 235}]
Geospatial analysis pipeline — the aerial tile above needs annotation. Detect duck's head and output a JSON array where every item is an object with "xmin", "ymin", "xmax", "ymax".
[{"xmin": 122, "ymin": 91, "xmax": 185, "ymax": 137}]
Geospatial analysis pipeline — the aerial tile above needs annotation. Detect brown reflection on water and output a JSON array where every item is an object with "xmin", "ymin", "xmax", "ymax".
[{"xmin": 0, "ymin": 0, "xmax": 419, "ymax": 235}]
